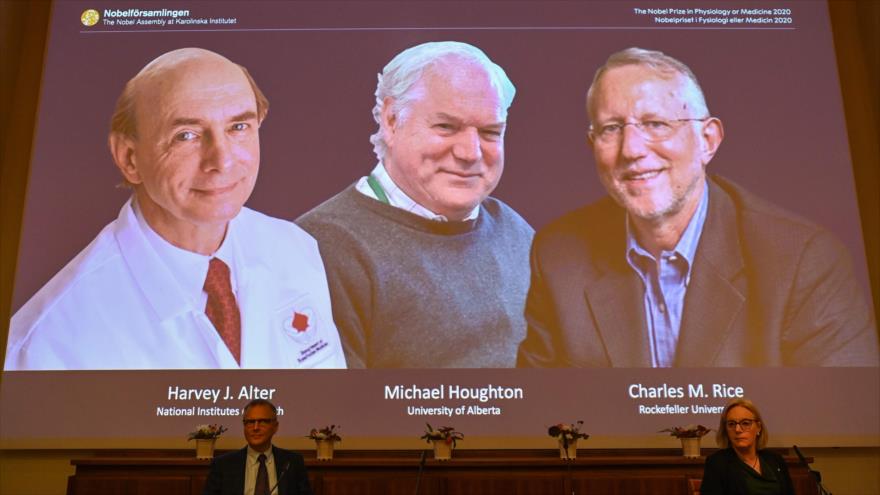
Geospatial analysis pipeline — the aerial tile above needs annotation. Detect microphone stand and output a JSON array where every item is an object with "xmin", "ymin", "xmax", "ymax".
[
  {"xmin": 566, "ymin": 458, "xmax": 575, "ymax": 495},
  {"xmin": 793, "ymin": 445, "xmax": 832, "ymax": 495},
  {"xmin": 414, "ymin": 450, "xmax": 427, "ymax": 495},
  {"xmin": 269, "ymin": 460, "xmax": 291, "ymax": 495}
]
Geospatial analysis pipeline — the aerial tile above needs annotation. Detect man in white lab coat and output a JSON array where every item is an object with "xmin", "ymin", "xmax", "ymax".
[{"xmin": 4, "ymin": 48, "xmax": 346, "ymax": 370}]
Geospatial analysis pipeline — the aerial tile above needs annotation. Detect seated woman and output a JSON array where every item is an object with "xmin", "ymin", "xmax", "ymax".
[{"xmin": 700, "ymin": 398, "xmax": 794, "ymax": 495}]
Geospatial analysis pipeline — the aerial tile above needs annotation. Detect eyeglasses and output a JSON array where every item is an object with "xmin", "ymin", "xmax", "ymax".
[
  {"xmin": 725, "ymin": 418, "xmax": 758, "ymax": 431},
  {"xmin": 589, "ymin": 117, "xmax": 709, "ymax": 145},
  {"xmin": 243, "ymin": 418, "xmax": 276, "ymax": 427}
]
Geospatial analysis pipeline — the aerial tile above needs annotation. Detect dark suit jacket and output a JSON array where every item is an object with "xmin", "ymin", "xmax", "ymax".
[
  {"xmin": 700, "ymin": 448, "xmax": 795, "ymax": 495},
  {"xmin": 202, "ymin": 446, "xmax": 313, "ymax": 495},
  {"xmin": 517, "ymin": 176, "xmax": 879, "ymax": 366}
]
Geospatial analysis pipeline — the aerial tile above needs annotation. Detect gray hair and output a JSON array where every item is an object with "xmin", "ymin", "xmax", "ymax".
[
  {"xmin": 243, "ymin": 399, "xmax": 278, "ymax": 418},
  {"xmin": 586, "ymin": 47, "xmax": 709, "ymax": 120},
  {"xmin": 369, "ymin": 41, "xmax": 516, "ymax": 160}
]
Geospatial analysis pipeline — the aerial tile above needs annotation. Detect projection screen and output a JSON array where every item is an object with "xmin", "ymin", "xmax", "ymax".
[{"xmin": 1, "ymin": 0, "xmax": 877, "ymax": 449}]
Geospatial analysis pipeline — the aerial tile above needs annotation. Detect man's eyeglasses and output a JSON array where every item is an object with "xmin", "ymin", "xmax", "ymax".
[
  {"xmin": 243, "ymin": 418, "xmax": 276, "ymax": 427},
  {"xmin": 589, "ymin": 117, "xmax": 709, "ymax": 145},
  {"xmin": 725, "ymin": 418, "xmax": 758, "ymax": 431}
]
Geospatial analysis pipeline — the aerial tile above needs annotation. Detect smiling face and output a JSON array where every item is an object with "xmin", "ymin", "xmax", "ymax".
[
  {"xmin": 111, "ymin": 53, "xmax": 261, "ymax": 253},
  {"xmin": 725, "ymin": 405, "xmax": 762, "ymax": 454},
  {"xmin": 589, "ymin": 64, "xmax": 722, "ymax": 228},
  {"xmin": 242, "ymin": 403, "xmax": 278, "ymax": 452},
  {"xmin": 380, "ymin": 59, "xmax": 506, "ymax": 221}
]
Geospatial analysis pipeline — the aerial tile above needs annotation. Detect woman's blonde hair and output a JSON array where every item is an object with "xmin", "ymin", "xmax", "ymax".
[{"xmin": 715, "ymin": 398, "xmax": 768, "ymax": 449}]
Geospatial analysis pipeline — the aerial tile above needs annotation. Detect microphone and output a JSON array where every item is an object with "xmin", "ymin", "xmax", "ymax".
[
  {"xmin": 792, "ymin": 446, "xmax": 815, "ymax": 479},
  {"xmin": 793, "ymin": 445, "xmax": 832, "ymax": 495},
  {"xmin": 269, "ymin": 460, "xmax": 292, "ymax": 495},
  {"xmin": 413, "ymin": 450, "xmax": 427, "ymax": 495}
]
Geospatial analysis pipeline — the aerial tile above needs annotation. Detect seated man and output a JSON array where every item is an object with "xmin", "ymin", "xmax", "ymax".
[
  {"xmin": 297, "ymin": 41, "xmax": 534, "ymax": 368},
  {"xmin": 5, "ymin": 48, "xmax": 345, "ymax": 370},
  {"xmin": 518, "ymin": 47, "xmax": 878, "ymax": 367},
  {"xmin": 203, "ymin": 399, "xmax": 312, "ymax": 495}
]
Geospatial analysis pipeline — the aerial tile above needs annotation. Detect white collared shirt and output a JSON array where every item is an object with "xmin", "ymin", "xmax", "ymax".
[
  {"xmin": 133, "ymin": 198, "xmax": 237, "ymax": 312},
  {"xmin": 244, "ymin": 446, "xmax": 278, "ymax": 495},
  {"xmin": 355, "ymin": 162, "xmax": 480, "ymax": 221}
]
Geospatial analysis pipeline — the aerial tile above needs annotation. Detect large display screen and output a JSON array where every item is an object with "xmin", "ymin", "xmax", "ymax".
[{"xmin": 2, "ymin": 0, "xmax": 877, "ymax": 448}]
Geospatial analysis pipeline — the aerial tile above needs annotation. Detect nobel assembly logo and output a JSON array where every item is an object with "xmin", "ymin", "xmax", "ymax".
[
  {"xmin": 102, "ymin": 8, "xmax": 191, "ymax": 18},
  {"xmin": 80, "ymin": 9, "xmax": 99, "ymax": 27},
  {"xmin": 85, "ymin": 7, "xmax": 237, "ymax": 28},
  {"xmin": 87, "ymin": 8, "xmax": 193, "ymax": 27}
]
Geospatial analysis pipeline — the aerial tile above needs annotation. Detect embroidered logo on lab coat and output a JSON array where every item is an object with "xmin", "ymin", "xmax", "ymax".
[
  {"xmin": 282, "ymin": 306, "xmax": 330, "ymax": 364},
  {"xmin": 291, "ymin": 312, "xmax": 309, "ymax": 332},
  {"xmin": 284, "ymin": 309, "xmax": 315, "ymax": 341}
]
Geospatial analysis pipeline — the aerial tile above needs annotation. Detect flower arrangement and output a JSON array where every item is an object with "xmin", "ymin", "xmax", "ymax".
[
  {"xmin": 548, "ymin": 421, "xmax": 590, "ymax": 449},
  {"xmin": 659, "ymin": 424, "xmax": 712, "ymax": 438},
  {"xmin": 188, "ymin": 424, "xmax": 228, "ymax": 441},
  {"xmin": 307, "ymin": 425, "xmax": 342, "ymax": 442},
  {"xmin": 420, "ymin": 423, "xmax": 464, "ymax": 448}
]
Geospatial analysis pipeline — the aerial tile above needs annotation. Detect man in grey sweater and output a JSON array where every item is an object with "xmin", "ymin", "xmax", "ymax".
[{"xmin": 297, "ymin": 41, "xmax": 533, "ymax": 368}]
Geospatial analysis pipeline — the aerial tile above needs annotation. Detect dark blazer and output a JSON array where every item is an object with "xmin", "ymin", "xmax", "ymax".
[
  {"xmin": 700, "ymin": 448, "xmax": 795, "ymax": 495},
  {"xmin": 202, "ymin": 446, "xmax": 313, "ymax": 495},
  {"xmin": 517, "ymin": 176, "xmax": 878, "ymax": 367}
]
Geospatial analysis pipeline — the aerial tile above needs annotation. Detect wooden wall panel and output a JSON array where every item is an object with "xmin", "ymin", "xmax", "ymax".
[{"xmin": 65, "ymin": 450, "xmax": 819, "ymax": 495}]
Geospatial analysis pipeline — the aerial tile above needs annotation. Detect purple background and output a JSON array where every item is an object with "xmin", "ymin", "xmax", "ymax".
[{"xmin": 1, "ymin": 368, "xmax": 878, "ymax": 441}]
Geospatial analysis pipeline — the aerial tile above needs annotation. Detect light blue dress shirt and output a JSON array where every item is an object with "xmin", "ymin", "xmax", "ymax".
[{"xmin": 625, "ymin": 185, "xmax": 709, "ymax": 367}]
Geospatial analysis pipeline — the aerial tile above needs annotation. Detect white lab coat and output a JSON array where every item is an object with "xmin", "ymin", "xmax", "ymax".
[{"xmin": 4, "ymin": 199, "xmax": 347, "ymax": 370}]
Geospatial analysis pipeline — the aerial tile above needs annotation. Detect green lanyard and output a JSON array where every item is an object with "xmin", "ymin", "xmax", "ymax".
[{"xmin": 366, "ymin": 174, "xmax": 390, "ymax": 205}]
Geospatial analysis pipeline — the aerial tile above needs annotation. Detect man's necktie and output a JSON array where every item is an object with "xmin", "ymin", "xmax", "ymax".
[
  {"xmin": 255, "ymin": 453, "xmax": 269, "ymax": 495},
  {"xmin": 203, "ymin": 257, "xmax": 241, "ymax": 364}
]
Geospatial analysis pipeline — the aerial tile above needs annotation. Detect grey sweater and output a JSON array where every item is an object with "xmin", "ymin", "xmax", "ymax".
[{"xmin": 297, "ymin": 185, "xmax": 534, "ymax": 368}]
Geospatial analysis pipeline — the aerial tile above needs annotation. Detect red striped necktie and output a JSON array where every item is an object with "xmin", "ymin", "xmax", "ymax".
[{"xmin": 203, "ymin": 257, "xmax": 241, "ymax": 364}]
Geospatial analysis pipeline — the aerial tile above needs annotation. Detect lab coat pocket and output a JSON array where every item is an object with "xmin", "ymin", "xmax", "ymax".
[{"xmin": 274, "ymin": 294, "xmax": 338, "ymax": 368}]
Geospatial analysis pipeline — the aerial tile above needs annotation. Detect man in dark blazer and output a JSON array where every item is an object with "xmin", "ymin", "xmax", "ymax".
[
  {"xmin": 203, "ymin": 399, "xmax": 312, "ymax": 495},
  {"xmin": 517, "ymin": 47, "xmax": 878, "ymax": 367}
]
